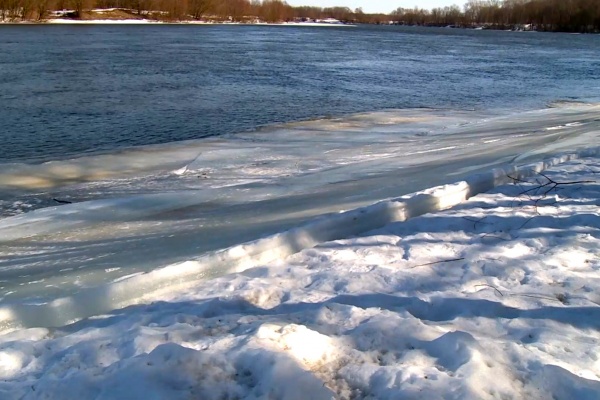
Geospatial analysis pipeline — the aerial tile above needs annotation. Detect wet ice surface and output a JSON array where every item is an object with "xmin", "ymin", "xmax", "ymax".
[{"xmin": 0, "ymin": 105, "xmax": 599, "ymax": 306}]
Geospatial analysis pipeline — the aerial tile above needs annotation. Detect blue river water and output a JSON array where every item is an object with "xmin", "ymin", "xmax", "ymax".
[{"xmin": 0, "ymin": 24, "xmax": 599, "ymax": 163}]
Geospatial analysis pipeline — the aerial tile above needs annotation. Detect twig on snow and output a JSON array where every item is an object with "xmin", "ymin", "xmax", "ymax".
[
  {"xmin": 462, "ymin": 216, "xmax": 490, "ymax": 230},
  {"xmin": 52, "ymin": 198, "xmax": 72, "ymax": 204},
  {"xmin": 507, "ymin": 172, "xmax": 595, "ymax": 219},
  {"xmin": 474, "ymin": 283, "xmax": 504, "ymax": 297},
  {"xmin": 480, "ymin": 233, "xmax": 512, "ymax": 241},
  {"xmin": 412, "ymin": 257, "xmax": 465, "ymax": 268}
]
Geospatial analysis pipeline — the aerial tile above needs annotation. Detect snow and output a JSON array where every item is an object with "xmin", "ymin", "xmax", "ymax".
[
  {"xmin": 46, "ymin": 19, "xmax": 160, "ymax": 24},
  {"xmin": 1, "ymin": 155, "xmax": 599, "ymax": 399}
]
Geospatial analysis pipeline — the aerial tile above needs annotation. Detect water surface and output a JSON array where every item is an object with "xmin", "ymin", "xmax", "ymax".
[{"xmin": 1, "ymin": 25, "xmax": 599, "ymax": 162}]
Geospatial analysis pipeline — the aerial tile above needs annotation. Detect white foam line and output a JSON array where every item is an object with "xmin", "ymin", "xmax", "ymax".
[
  {"xmin": 2, "ymin": 147, "xmax": 599, "ymax": 331},
  {"xmin": 545, "ymin": 122, "xmax": 584, "ymax": 130},
  {"xmin": 404, "ymin": 146, "xmax": 457, "ymax": 155}
]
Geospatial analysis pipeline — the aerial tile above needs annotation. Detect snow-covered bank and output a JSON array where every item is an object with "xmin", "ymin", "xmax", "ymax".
[{"xmin": 1, "ymin": 156, "xmax": 599, "ymax": 399}]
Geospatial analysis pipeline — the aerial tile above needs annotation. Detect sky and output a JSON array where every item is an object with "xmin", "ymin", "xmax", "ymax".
[{"xmin": 285, "ymin": 0, "xmax": 463, "ymax": 14}]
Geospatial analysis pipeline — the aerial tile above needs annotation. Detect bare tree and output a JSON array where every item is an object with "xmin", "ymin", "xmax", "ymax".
[
  {"xmin": 158, "ymin": 0, "xmax": 187, "ymax": 19},
  {"xmin": 20, "ymin": 0, "xmax": 34, "ymax": 18},
  {"xmin": 259, "ymin": 0, "xmax": 290, "ymax": 23},
  {"xmin": 189, "ymin": 0, "xmax": 212, "ymax": 19},
  {"xmin": 71, "ymin": 0, "xmax": 86, "ymax": 16},
  {"xmin": 53, "ymin": 0, "xmax": 68, "ymax": 10},
  {"xmin": 35, "ymin": 0, "xmax": 49, "ymax": 19},
  {"xmin": 130, "ymin": 0, "xmax": 153, "ymax": 16},
  {"xmin": 0, "ymin": 0, "xmax": 8, "ymax": 20},
  {"xmin": 218, "ymin": 0, "xmax": 248, "ymax": 21}
]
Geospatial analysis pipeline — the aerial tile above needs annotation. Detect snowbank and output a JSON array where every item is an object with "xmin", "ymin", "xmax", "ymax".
[
  {"xmin": 1, "ymin": 155, "xmax": 599, "ymax": 399},
  {"xmin": 1, "ymin": 147, "xmax": 599, "ymax": 331}
]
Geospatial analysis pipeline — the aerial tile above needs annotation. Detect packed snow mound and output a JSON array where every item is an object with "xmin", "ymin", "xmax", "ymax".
[{"xmin": 1, "ymin": 156, "xmax": 599, "ymax": 399}]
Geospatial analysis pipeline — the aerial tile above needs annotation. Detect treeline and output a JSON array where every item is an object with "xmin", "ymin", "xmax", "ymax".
[
  {"xmin": 392, "ymin": 0, "xmax": 600, "ymax": 33},
  {"xmin": 0, "ymin": 0, "xmax": 389, "ymax": 23},
  {"xmin": 2, "ymin": 0, "xmax": 599, "ymax": 32}
]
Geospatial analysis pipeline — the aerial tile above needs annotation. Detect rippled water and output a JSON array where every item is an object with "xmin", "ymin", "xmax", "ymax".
[{"xmin": 1, "ymin": 25, "xmax": 599, "ymax": 162}]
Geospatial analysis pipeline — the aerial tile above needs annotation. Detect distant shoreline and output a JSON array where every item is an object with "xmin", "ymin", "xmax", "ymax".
[
  {"xmin": 0, "ymin": 19, "xmax": 356, "ymax": 27},
  {"xmin": 0, "ymin": 8, "xmax": 357, "ymax": 27},
  {"xmin": 1, "ymin": 19, "xmax": 596, "ymax": 35}
]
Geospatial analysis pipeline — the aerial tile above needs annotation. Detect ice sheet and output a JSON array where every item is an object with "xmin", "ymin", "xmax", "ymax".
[{"xmin": 0, "ymin": 105, "xmax": 599, "ymax": 323}]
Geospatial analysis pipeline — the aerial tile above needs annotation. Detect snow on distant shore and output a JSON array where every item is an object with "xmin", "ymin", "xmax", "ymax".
[
  {"xmin": 46, "ymin": 18, "xmax": 161, "ymax": 24},
  {"xmin": 1, "ymin": 156, "xmax": 599, "ymax": 399}
]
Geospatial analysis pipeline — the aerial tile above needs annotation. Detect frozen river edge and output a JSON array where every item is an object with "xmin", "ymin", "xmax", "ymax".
[{"xmin": 1, "ymin": 146, "xmax": 599, "ymax": 331}]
